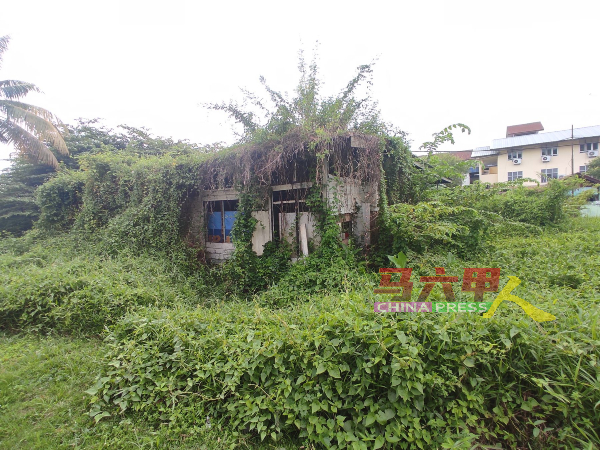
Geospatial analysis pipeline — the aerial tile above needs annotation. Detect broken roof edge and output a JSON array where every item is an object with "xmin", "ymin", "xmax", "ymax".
[{"xmin": 188, "ymin": 129, "xmax": 386, "ymax": 190}]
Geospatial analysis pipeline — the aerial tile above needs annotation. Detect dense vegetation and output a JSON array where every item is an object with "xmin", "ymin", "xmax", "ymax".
[{"xmin": 1, "ymin": 54, "xmax": 599, "ymax": 449}]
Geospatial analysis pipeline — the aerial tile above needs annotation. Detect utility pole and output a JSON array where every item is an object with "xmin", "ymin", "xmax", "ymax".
[
  {"xmin": 571, "ymin": 125, "xmax": 575, "ymax": 197},
  {"xmin": 571, "ymin": 125, "xmax": 574, "ymax": 175}
]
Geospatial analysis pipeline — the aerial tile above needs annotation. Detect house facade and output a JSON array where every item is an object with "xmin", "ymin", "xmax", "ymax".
[
  {"xmin": 471, "ymin": 123, "xmax": 600, "ymax": 185},
  {"xmin": 182, "ymin": 134, "xmax": 381, "ymax": 263}
]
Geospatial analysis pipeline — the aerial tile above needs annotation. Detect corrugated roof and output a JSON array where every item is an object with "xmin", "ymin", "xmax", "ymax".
[
  {"xmin": 492, "ymin": 125, "xmax": 600, "ymax": 150},
  {"xmin": 506, "ymin": 122, "xmax": 544, "ymax": 137},
  {"xmin": 471, "ymin": 146, "xmax": 498, "ymax": 158}
]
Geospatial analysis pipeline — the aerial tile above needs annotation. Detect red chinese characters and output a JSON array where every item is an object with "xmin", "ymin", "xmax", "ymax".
[
  {"xmin": 375, "ymin": 267, "xmax": 502, "ymax": 302},
  {"xmin": 374, "ymin": 268, "xmax": 413, "ymax": 300},
  {"xmin": 461, "ymin": 268, "xmax": 501, "ymax": 301},
  {"xmin": 418, "ymin": 267, "xmax": 459, "ymax": 301}
]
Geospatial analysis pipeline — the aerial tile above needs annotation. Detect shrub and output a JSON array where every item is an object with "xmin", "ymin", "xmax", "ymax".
[
  {"xmin": 383, "ymin": 202, "xmax": 489, "ymax": 257},
  {"xmin": 36, "ymin": 171, "xmax": 86, "ymax": 230},
  {"xmin": 0, "ymin": 237, "xmax": 206, "ymax": 334},
  {"xmin": 424, "ymin": 180, "xmax": 568, "ymax": 227},
  {"xmin": 88, "ymin": 290, "xmax": 600, "ymax": 448}
]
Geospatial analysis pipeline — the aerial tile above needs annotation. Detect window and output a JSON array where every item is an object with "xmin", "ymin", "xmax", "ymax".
[
  {"xmin": 541, "ymin": 147, "xmax": 558, "ymax": 156},
  {"xmin": 508, "ymin": 151, "xmax": 522, "ymax": 160},
  {"xmin": 206, "ymin": 200, "xmax": 238, "ymax": 243},
  {"xmin": 541, "ymin": 168, "xmax": 558, "ymax": 183},
  {"xmin": 580, "ymin": 165, "xmax": 588, "ymax": 173},
  {"xmin": 580, "ymin": 143, "xmax": 599, "ymax": 153},
  {"xmin": 507, "ymin": 171, "xmax": 523, "ymax": 181}
]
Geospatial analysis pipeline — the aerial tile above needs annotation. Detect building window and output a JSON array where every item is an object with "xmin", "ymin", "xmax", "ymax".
[
  {"xmin": 206, "ymin": 200, "xmax": 238, "ymax": 243},
  {"xmin": 580, "ymin": 143, "xmax": 599, "ymax": 153},
  {"xmin": 541, "ymin": 168, "xmax": 558, "ymax": 183},
  {"xmin": 508, "ymin": 151, "xmax": 522, "ymax": 160},
  {"xmin": 580, "ymin": 165, "xmax": 588, "ymax": 173},
  {"xmin": 541, "ymin": 147, "xmax": 558, "ymax": 156},
  {"xmin": 507, "ymin": 171, "xmax": 523, "ymax": 181}
]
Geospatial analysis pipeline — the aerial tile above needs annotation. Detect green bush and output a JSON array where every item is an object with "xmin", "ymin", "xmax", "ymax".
[
  {"xmin": 88, "ymin": 289, "xmax": 599, "ymax": 449},
  {"xmin": 384, "ymin": 202, "xmax": 489, "ymax": 257},
  {"xmin": 0, "ymin": 236, "xmax": 206, "ymax": 334},
  {"xmin": 36, "ymin": 171, "xmax": 86, "ymax": 230},
  {"xmin": 424, "ymin": 180, "xmax": 568, "ymax": 227}
]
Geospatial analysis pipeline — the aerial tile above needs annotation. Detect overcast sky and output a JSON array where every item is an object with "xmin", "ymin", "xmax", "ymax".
[{"xmin": 1, "ymin": 0, "xmax": 599, "ymax": 171}]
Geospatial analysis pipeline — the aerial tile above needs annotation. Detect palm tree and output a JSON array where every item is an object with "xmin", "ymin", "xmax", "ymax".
[{"xmin": 0, "ymin": 35, "xmax": 68, "ymax": 169}]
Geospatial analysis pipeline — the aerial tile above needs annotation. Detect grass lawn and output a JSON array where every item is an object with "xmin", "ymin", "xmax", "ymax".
[{"xmin": 0, "ymin": 335, "xmax": 291, "ymax": 449}]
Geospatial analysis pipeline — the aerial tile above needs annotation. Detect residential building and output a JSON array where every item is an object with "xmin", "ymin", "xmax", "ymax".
[{"xmin": 471, "ymin": 123, "xmax": 600, "ymax": 184}]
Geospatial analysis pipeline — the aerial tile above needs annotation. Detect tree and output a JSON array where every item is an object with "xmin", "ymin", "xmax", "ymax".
[
  {"xmin": 205, "ymin": 48, "xmax": 389, "ymax": 144},
  {"xmin": 0, "ymin": 157, "xmax": 54, "ymax": 235},
  {"xmin": 587, "ymin": 156, "xmax": 600, "ymax": 179},
  {"xmin": 0, "ymin": 35, "xmax": 68, "ymax": 169},
  {"xmin": 421, "ymin": 153, "xmax": 472, "ymax": 186}
]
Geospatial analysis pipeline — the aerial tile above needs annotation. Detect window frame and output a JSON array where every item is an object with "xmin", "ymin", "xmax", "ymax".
[
  {"xmin": 508, "ymin": 151, "xmax": 522, "ymax": 160},
  {"xmin": 540, "ymin": 168, "xmax": 558, "ymax": 183},
  {"xmin": 580, "ymin": 143, "xmax": 598, "ymax": 153},
  {"xmin": 507, "ymin": 171, "xmax": 523, "ymax": 181},
  {"xmin": 541, "ymin": 147, "xmax": 558, "ymax": 157},
  {"xmin": 205, "ymin": 199, "xmax": 239, "ymax": 244}
]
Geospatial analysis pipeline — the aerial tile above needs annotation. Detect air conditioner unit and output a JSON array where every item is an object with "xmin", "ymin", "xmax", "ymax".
[
  {"xmin": 542, "ymin": 155, "xmax": 551, "ymax": 162},
  {"xmin": 588, "ymin": 150, "xmax": 598, "ymax": 157},
  {"xmin": 513, "ymin": 158, "xmax": 522, "ymax": 165}
]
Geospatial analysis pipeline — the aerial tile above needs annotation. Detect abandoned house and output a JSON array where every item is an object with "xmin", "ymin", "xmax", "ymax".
[{"xmin": 180, "ymin": 132, "xmax": 386, "ymax": 263}]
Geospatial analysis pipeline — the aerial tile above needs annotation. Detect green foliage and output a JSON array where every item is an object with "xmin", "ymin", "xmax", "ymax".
[
  {"xmin": 425, "ymin": 179, "xmax": 569, "ymax": 226},
  {"xmin": 0, "ymin": 334, "xmax": 255, "ymax": 449},
  {"xmin": 0, "ymin": 157, "xmax": 54, "ymax": 234},
  {"xmin": 206, "ymin": 48, "xmax": 387, "ymax": 145},
  {"xmin": 221, "ymin": 192, "xmax": 293, "ymax": 296},
  {"xmin": 0, "ymin": 234, "xmax": 206, "ymax": 334},
  {"xmin": 419, "ymin": 123, "xmax": 471, "ymax": 153},
  {"xmin": 0, "ymin": 35, "xmax": 69, "ymax": 169},
  {"xmin": 387, "ymin": 251, "xmax": 407, "ymax": 269},
  {"xmin": 88, "ymin": 225, "xmax": 600, "ymax": 448},
  {"xmin": 36, "ymin": 170, "xmax": 86, "ymax": 230},
  {"xmin": 417, "ymin": 153, "xmax": 472, "ymax": 187},
  {"xmin": 587, "ymin": 155, "xmax": 600, "ymax": 179},
  {"xmin": 385, "ymin": 202, "xmax": 490, "ymax": 257}
]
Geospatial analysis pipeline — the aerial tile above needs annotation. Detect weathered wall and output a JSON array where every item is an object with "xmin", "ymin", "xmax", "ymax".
[{"xmin": 251, "ymin": 210, "xmax": 271, "ymax": 256}]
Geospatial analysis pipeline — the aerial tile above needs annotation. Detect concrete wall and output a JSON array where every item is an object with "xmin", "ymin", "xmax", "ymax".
[
  {"xmin": 196, "ymin": 177, "xmax": 378, "ymax": 262},
  {"xmin": 251, "ymin": 210, "xmax": 271, "ymax": 256}
]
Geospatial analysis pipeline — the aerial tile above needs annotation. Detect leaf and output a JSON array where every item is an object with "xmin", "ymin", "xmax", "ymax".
[
  {"xmin": 377, "ymin": 408, "xmax": 395, "ymax": 422},
  {"xmin": 533, "ymin": 427, "xmax": 540, "ymax": 438},
  {"xmin": 93, "ymin": 411, "xmax": 110, "ymax": 423},
  {"xmin": 387, "ymin": 251, "xmax": 407, "ymax": 269},
  {"xmin": 463, "ymin": 357, "xmax": 475, "ymax": 367},
  {"xmin": 395, "ymin": 331, "xmax": 407, "ymax": 345},
  {"xmin": 365, "ymin": 413, "xmax": 376, "ymax": 426},
  {"xmin": 316, "ymin": 363, "xmax": 326, "ymax": 375},
  {"xmin": 510, "ymin": 327, "xmax": 520, "ymax": 339},
  {"xmin": 374, "ymin": 436, "xmax": 385, "ymax": 449},
  {"xmin": 328, "ymin": 367, "xmax": 340, "ymax": 378}
]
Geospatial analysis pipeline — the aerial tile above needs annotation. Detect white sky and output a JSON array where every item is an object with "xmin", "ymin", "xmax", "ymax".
[{"xmin": 1, "ymin": 0, "xmax": 599, "ymax": 171}]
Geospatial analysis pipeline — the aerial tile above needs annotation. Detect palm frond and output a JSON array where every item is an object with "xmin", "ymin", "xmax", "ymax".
[
  {"xmin": 0, "ymin": 80, "xmax": 40, "ymax": 100},
  {"xmin": 1, "ymin": 101, "xmax": 68, "ymax": 155},
  {"xmin": 0, "ymin": 36, "xmax": 9, "ymax": 68},
  {"xmin": 0, "ymin": 120, "xmax": 59, "ymax": 168}
]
